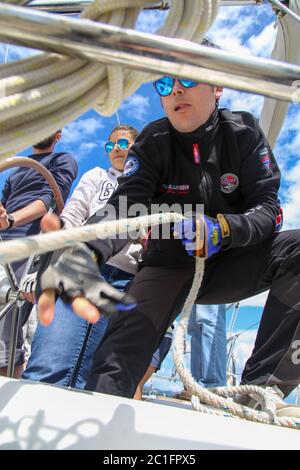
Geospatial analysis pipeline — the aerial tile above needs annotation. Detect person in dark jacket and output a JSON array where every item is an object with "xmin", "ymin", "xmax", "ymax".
[
  {"xmin": 0, "ymin": 130, "xmax": 78, "ymax": 377},
  {"xmin": 36, "ymin": 76, "xmax": 300, "ymax": 416}
]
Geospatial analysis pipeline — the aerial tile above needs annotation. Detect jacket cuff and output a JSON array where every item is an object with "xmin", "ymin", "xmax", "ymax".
[{"xmin": 222, "ymin": 213, "xmax": 253, "ymax": 249}]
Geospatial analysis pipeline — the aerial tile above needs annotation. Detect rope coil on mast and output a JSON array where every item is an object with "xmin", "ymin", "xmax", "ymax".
[{"xmin": 0, "ymin": 0, "xmax": 220, "ymax": 159}]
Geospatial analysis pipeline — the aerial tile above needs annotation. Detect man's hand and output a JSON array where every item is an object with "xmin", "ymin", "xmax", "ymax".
[
  {"xmin": 0, "ymin": 202, "xmax": 9, "ymax": 230},
  {"xmin": 38, "ymin": 287, "xmax": 103, "ymax": 327},
  {"xmin": 173, "ymin": 214, "xmax": 225, "ymax": 258},
  {"xmin": 36, "ymin": 214, "xmax": 136, "ymax": 326},
  {"xmin": 40, "ymin": 212, "xmax": 62, "ymax": 232},
  {"xmin": 37, "ymin": 244, "xmax": 136, "ymax": 326}
]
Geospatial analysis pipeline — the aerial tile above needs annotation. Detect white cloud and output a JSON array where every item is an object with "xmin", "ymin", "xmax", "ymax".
[
  {"xmin": 58, "ymin": 117, "xmax": 104, "ymax": 162},
  {"xmin": 271, "ymin": 105, "xmax": 300, "ymax": 229},
  {"xmin": 206, "ymin": 4, "xmax": 276, "ymax": 117},
  {"xmin": 279, "ymin": 164, "xmax": 300, "ymax": 230},
  {"xmin": 209, "ymin": 19, "xmax": 254, "ymax": 55},
  {"xmin": 276, "ymin": 109, "xmax": 300, "ymax": 162},
  {"xmin": 76, "ymin": 142, "xmax": 98, "ymax": 161},
  {"xmin": 231, "ymin": 329, "xmax": 257, "ymax": 379},
  {"xmin": 79, "ymin": 142, "xmax": 97, "ymax": 152},
  {"xmin": 136, "ymin": 10, "xmax": 167, "ymax": 34},
  {"xmin": 240, "ymin": 291, "xmax": 268, "ymax": 308},
  {"xmin": 120, "ymin": 93, "xmax": 150, "ymax": 122},
  {"xmin": 208, "ymin": 4, "xmax": 276, "ymax": 55},
  {"xmin": 61, "ymin": 117, "xmax": 104, "ymax": 145},
  {"xmin": 247, "ymin": 21, "xmax": 277, "ymax": 58},
  {"xmin": 221, "ymin": 89, "xmax": 264, "ymax": 117}
]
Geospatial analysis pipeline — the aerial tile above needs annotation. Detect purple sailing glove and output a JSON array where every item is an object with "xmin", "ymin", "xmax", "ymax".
[{"xmin": 173, "ymin": 214, "xmax": 230, "ymax": 258}]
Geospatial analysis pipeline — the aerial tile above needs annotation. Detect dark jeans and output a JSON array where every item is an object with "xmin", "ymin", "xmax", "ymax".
[
  {"xmin": 23, "ymin": 265, "xmax": 133, "ymax": 387},
  {"xmin": 86, "ymin": 230, "xmax": 300, "ymax": 398}
]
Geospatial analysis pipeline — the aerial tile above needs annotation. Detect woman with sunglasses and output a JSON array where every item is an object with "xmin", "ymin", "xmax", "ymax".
[
  {"xmin": 22, "ymin": 124, "xmax": 141, "ymax": 388},
  {"xmin": 60, "ymin": 124, "xmax": 138, "ymax": 228},
  {"xmin": 23, "ymin": 123, "xmax": 174, "ymax": 393}
]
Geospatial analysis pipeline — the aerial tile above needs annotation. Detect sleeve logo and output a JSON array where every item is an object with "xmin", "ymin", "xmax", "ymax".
[
  {"xmin": 123, "ymin": 156, "xmax": 140, "ymax": 177},
  {"xmin": 259, "ymin": 147, "xmax": 271, "ymax": 170}
]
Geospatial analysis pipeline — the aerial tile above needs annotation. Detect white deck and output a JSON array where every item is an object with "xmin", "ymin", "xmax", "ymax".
[{"xmin": 0, "ymin": 377, "xmax": 299, "ymax": 450}]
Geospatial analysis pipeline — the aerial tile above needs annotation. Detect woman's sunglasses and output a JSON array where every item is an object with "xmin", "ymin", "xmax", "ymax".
[
  {"xmin": 105, "ymin": 138, "xmax": 130, "ymax": 153},
  {"xmin": 153, "ymin": 76, "xmax": 199, "ymax": 97}
]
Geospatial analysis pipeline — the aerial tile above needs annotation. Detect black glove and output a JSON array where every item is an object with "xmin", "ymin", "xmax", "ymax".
[
  {"xmin": 36, "ymin": 243, "xmax": 136, "ymax": 318},
  {"xmin": 20, "ymin": 271, "xmax": 37, "ymax": 295}
]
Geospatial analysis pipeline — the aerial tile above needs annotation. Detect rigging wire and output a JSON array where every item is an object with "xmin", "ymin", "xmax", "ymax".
[
  {"xmin": 4, "ymin": 44, "xmax": 9, "ymax": 64},
  {"xmin": 115, "ymin": 110, "xmax": 121, "ymax": 126},
  {"xmin": 235, "ymin": 320, "xmax": 260, "ymax": 337}
]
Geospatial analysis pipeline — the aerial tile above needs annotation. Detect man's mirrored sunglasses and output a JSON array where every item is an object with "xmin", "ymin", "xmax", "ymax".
[
  {"xmin": 153, "ymin": 76, "xmax": 199, "ymax": 97},
  {"xmin": 105, "ymin": 138, "xmax": 130, "ymax": 153}
]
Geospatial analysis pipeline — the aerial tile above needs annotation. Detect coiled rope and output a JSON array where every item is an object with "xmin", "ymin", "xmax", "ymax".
[
  {"xmin": 173, "ymin": 258, "xmax": 300, "ymax": 430},
  {"xmin": 0, "ymin": 0, "xmax": 219, "ymax": 159}
]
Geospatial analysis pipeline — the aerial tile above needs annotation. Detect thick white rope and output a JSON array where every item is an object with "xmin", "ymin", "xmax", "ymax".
[
  {"xmin": 0, "ymin": 0, "xmax": 220, "ymax": 159},
  {"xmin": 0, "ymin": 212, "xmax": 184, "ymax": 265},
  {"xmin": 172, "ymin": 258, "xmax": 300, "ymax": 430}
]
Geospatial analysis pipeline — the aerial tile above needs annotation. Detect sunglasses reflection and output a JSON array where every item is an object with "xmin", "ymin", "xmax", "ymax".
[{"xmin": 105, "ymin": 138, "xmax": 130, "ymax": 153}]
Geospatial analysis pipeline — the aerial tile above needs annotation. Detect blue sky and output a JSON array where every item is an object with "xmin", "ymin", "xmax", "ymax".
[{"xmin": 1, "ymin": 3, "xmax": 300, "ymax": 396}]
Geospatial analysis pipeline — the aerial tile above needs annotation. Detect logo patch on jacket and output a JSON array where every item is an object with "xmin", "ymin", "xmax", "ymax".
[
  {"xmin": 160, "ymin": 184, "xmax": 190, "ymax": 195},
  {"xmin": 259, "ymin": 147, "xmax": 271, "ymax": 170},
  {"xmin": 123, "ymin": 156, "xmax": 139, "ymax": 177},
  {"xmin": 220, "ymin": 173, "xmax": 239, "ymax": 194}
]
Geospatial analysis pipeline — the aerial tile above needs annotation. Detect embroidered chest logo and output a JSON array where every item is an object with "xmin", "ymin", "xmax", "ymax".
[
  {"xmin": 123, "ymin": 156, "xmax": 139, "ymax": 177},
  {"xmin": 259, "ymin": 147, "xmax": 271, "ymax": 170},
  {"xmin": 220, "ymin": 173, "xmax": 239, "ymax": 194},
  {"xmin": 160, "ymin": 184, "xmax": 190, "ymax": 195}
]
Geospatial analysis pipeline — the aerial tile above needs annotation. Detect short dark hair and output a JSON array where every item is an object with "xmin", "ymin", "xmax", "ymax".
[
  {"xmin": 33, "ymin": 130, "xmax": 61, "ymax": 150},
  {"xmin": 109, "ymin": 124, "xmax": 139, "ymax": 141}
]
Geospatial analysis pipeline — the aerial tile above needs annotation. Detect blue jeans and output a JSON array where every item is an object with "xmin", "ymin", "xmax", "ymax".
[
  {"xmin": 22, "ymin": 265, "xmax": 133, "ymax": 389},
  {"xmin": 187, "ymin": 304, "xmax": 227, "ymax": 387}
]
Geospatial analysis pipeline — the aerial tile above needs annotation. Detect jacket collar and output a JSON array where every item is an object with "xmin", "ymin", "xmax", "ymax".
[
  {"xmin": 170, "ymin": 107, "xmax": 219, "ymax": 145},
  {"xmin": 108, "ymin": 166, "xmax": 123, "ymax": 180}
]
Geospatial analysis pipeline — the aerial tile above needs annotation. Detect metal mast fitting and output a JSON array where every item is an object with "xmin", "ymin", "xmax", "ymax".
[{"xmin": 0, "ymin": 2, "xmax": 299, "ymax": 102}]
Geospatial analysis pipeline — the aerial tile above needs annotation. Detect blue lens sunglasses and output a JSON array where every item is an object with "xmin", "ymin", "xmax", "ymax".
[
  {"xmin": 153, "ymin": 76, "xmax": 198, "ymax": 97},
  {"xmin": 105, "ymin": 138, "xmax": 130, "ymax": 153}
]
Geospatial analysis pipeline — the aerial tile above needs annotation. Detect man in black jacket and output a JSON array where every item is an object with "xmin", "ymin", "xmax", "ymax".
[{"xmin": 37, "ymin": 77, "xmax": 300, "ymax": 414}]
